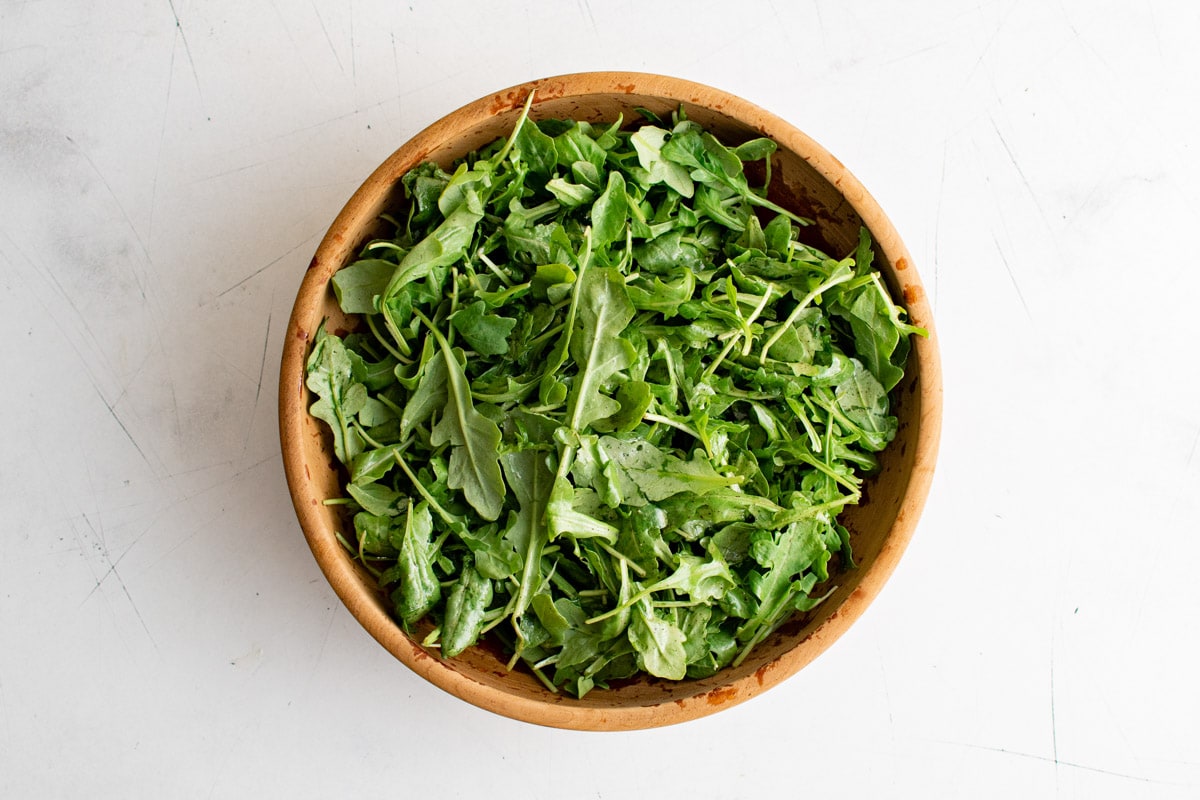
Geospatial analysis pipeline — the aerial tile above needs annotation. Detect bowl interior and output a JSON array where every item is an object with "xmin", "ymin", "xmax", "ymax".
[{"xmin": 280, "ymin": 73, "xmax": 940, "ymax": 730}]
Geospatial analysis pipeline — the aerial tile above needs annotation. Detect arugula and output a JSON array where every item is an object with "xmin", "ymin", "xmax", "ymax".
[{"xmin": 306, "ymin": 100, "xmax": 926, "ymax": 696}]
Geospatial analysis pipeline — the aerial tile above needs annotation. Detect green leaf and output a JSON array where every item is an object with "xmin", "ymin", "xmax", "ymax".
[
  {"xmin": 441, "ymin": 561, "xmax": 493, "ymax": 657},
  {"xmin": 399, "ymin": 350, "xmax": 448, "ymax": 438},
  {"xmin": 833, "ymin": 358, "xmax": 898, "ymax": 451},
  {"xmin": 531, "ymin": 592, "xmax": 572, "ymax": 644},
  {"xmin": 512, "ymin": 113, "xmax": 558, "ymax": 177},
  {"xmin": 530, "ymin": 262, "xmax": 576, "ymax": 301},
  {"xmin": 763, "ymin": 214, "xmax": 792, "ymax": 255},
  {"xmin": 354, "ymin": 512, "xmax": 397, "ymax": 556},
  {"xmin": 737, "ymin": 519, "xmax": 830, "ymax": 657},
  {"xmin": 590, "ymin": 171, "xmax": 628, "ymax": 247},
  {"xmin": 500, "ymin": 448, "xmax": 555, "ymax": 637},
  {"xmin": 733, "ymin": 137, "xmax": 777, "ymax": 163},
  {"xmin": 350, "ymin": 445, "xmax": 402, "ymax": 485},
  {"xmin": 348, "ymin": 482, "xmax": 401, "ymax": 517},
  {"xmin": 546, "ymin": 474, "xmax": 620, "ymax": 543},
  {"xmin": 384, "ymin": 191, "xmax": 484, "ymax": 299},
  {"xmin": 630, "ymin": 126, "xmax": 694, "ymax": 197},
  {"xmin": 625, "ymin": 269, "xmax": 696, "ymax": 318},
  {"xmin": 305, "ymin": 328, "xmax": 364, "ymax": 464},
  {"xmin": 632, "ymin": 230, "xmax": 707, "ymax": 274},
  {"xmin": 426, "ymin": 323, "xmax": 506, "ymax": 521},
  {"xmin": 590, "ymin": 380, "xmax": 653, "ymax": 434},
  {"xmin": 546, "ymin": 178, "xmax": 596, "ymax": 208},
  {"xmin": 332, "ymin": 258, "xmax": 395, "ymax": 314},
  {"xmin": 450, "ymin": 300, "xmax": 516, "ymax": 356},
  {"xmin": 566, "ymin": 267, "xmax": 637, "ymax": 431},
  {"xmin": 390, "ymin": 501, "xmax": 441, "ymax": 627},
  {"xmin": 554, "ymin": 125, "xmax": 606, "ymax": 173},
  {"xmin": 597, "ymin": 436, "xmax": 739, "ymax": 502},
  {"xmin": 629, "ymin": 601, "xmax": 687, "ymax": 680}
]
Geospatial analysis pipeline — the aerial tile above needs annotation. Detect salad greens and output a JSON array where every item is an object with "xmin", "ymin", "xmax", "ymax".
[{"xmin": 307, "ymin": 95, "xmax": 925, "ymax": 696}]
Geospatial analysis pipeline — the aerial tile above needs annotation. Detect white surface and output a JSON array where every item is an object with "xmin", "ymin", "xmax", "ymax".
[{"xmin": 2, "ymin": 0, "xmax": 1198, "ymax": 796}]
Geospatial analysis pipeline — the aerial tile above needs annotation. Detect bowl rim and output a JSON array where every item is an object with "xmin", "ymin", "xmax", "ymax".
[{"xmin": 279, "ymin": 70, "xmax": 942, "ymax": 730}]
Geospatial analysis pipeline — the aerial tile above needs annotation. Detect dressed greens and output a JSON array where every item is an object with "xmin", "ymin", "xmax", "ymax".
[{"xmin": 307, "ymin": 96, "xmax": 925, "ymax": 696}]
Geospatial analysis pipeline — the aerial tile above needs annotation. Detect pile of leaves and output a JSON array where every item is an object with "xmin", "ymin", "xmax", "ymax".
[{"xmin": 305, "ymin": 97, "xmax": 925, "ymax": 696}]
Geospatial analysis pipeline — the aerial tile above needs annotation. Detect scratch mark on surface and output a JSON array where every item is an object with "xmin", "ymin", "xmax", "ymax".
[
  {"xmin": 876, "ymin": 638, "xmax": 895, "ymax": 742},
  {"xmin": 1054, "ymin": 0, "xmax": 1080, "ymax": 38},
  {"xmin": 109, "ymin": 343, "xmax": 156, "ymax": 409},
  {"xmin": 5, "ymin": 231, "xmax": 123, "ymax": 392},
  {"xmin": 65, "ymin": 137, "xmax": 151, "ymax": 300},
  {"xmin": 149, "ymin": 31, "xmax": 176, "ymax": 246},
  {"xmin": 990, "ymin": 115, "xmax": 1052, "ymax": 231},
  {"xmin": 963, "ymin": 0, "xmax": 1019, "ymax": 85},
  {"xmin": 243, "ymin": 311, "xmax": 274, "ymax": 455},
  {"xmin": 306, "ymin": 606, "xmax": 339, "ymax": 688},
  {"xmin": 991, "ymin": 233, "xmax": 1031, "ymax": 320},
  {"xmin": 348, "ymin": 0, "xmax": 356, "ymax": 85},
  {"xmin": 88, "ymin": 378, "xmax": 155, "ymax": 472},
  {"xmin": 882, "ymin": 41, "xmax": 947, "ymax": 66},
  {"xmin": 253, "ymin": 62, "xmax": 484, "ymax": 147},
  {"xmin": 187, "ymin": 152, "xmax": 295, "ymax": 185},
  {"xmin": 1050, "ymin": 625, "xmax": 1061, "ymax": 789},
  {"xmin": 253, "ymin": 311, "xmax": 273, "ymax": 415},
  {"xmin": 1143, "ymin": 0, "xmax": 1164, "ymax": 58},
  {"xmin": 229, "ymin": 454, "xmax": 277, "ymax": 483},
  {"xmin": 310, "ymin": 1, "xmax": 344, "ymax": 73},
  {"xmin": 577, "ymin": 0, "xmax": 598, "ymax": 33},
  {"xmin": 269, "ymin": 0, "xmax": 313, "ymax": 81},
  {"xmin": 165, "ymin": 337, "xmax": 183, "ymax": 440},
  {"xmin": 813, "ymin": 0, "xmax": 827, "ymax": 52},
  {"xmin": 933, "ymin": 141, "xmax": 947, "ymax": 310},
  {"xmin": 1183, "ymin": 425, "xmax": 1200, "ymax": 471},
  {"xmin": 931, "ymin": 740, "xmax": 1167, "ymax": 785},
  {"xmin": 390, "ymin": 32, "xmax": 401, "ymax": 110},
  {"xmin": 165, "ymin": 0, "xmax": 204, "ymax": 105},
  {"xmin": 79, "ymin": 513, "xmax": 159, "ymax": 652},
  {"xmin": 212, "ymin": 232, "xmax": 322, "ymax": 300}
]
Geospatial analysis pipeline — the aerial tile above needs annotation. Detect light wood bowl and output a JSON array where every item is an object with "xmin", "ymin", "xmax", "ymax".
[{"xmin": 279, "ymin": 72, "xmax": 942, "ymax": 730}]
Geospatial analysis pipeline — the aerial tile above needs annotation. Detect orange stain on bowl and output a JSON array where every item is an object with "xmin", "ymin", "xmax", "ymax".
[{"xmin": 706, "ymin": 686, "xmax": 739, "ymax": 706}]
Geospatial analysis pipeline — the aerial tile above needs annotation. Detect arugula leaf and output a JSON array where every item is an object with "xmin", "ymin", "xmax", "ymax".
[
  {"xmin": 833, "ymin": 358, "xmax": 898, "ymax": 452},
  {"xmin": 388, "ymin": 501, "xmax": 441, "ymax": 627},
  {"xmin": 384, "ymin": 190, "xmax": 485, "ymax": 299},
  {"xmin": 735, "ymin": 518, "xmax": 831, "ymax": 663},
  {"xmin": 630, "ymin": 125, "xmax": 694, "ymax": 197},
  {"xmin": 348, "ymin": 482, "xmax": 401, "ymax": 517},
  {"xmin": 399, "ymin": 349, "xmax": 448, "ymax": 439},
  {"xmin": 828, "ymin": 229, "xmax": 927, "ymax": 391},
  {"xmin": 306, "ymin": 327, "xmax": 365, "ymax": 464},
  {"xmin": 450, "ymin": 300, "xmax": 516, "ymax": 356},
  {"xmin": 500, "ymin": 448, "xmax": 554, "ymax": 644},
  {"xmin": 566, "ymin": 267, "xmax": 636, "ymax": 431},
  {"xmin": 441, "ymin": 560, "xmax": 493, "ymax": 657},
  {"xmin": 590, "ymin": 171, "xmax": 628, "ymax": 247},
  {"xmin": 424, "ymin": 317, "xmax": 506, "ymax": 521},
  {"xmin": 629, "ymin": 600, "xmax": 688, "ymax": 680},
  {"xmin": 332, "ymin": 258, "xmax": 395, "ymax": 314}
]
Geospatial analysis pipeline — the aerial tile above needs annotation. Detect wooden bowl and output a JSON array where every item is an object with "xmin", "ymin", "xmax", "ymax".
[{"xmin": 279, "ymin": 72, "xmax": 942, "ymax": 730}]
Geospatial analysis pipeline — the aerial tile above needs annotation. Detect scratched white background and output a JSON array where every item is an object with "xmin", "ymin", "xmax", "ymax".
[{"xmin": 2, "ymin": 0, "xmax": 1198, "ymax": 796}]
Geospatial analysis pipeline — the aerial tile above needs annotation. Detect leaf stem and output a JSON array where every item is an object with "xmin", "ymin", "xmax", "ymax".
[
  {"xmin": 597, "ymin": 540, "xmax": 646, "ymax": 578},
  {"xmin": 477, "ymin": 250, "xmax": 514, "ymax": 287},
  {"xmin": 642, "ymin": 412, "xmax": 702, "ymax": 442},
  {"xmin": 759, "ymin": 270, "xmax": 856, "ymax": 364}
]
